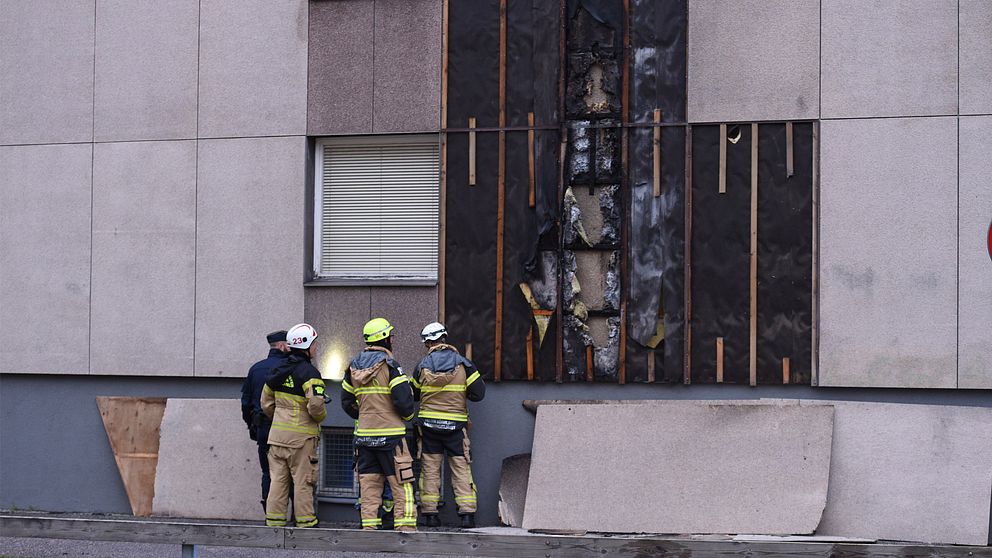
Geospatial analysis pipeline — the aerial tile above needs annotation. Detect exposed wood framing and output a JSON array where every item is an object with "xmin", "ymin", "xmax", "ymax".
[
  {"xmin": 684, "ymin": 126, "xmax": 693, "ymax": 384},
  {"xmin": 749, "ymin": 123, "xmax": 759, "ymax": 387},
  {"xmin": 783, "ymin": 357, "xmax": 791, "ymax": 384},
  {"xmin": 653, "ymin": 109, "xmax": 662, "ymax": 197},
  {"xmin": 494, "ymin": 0, "xmax": 507, "ymax": 382},
  {"xmin": 528, "ymin": 112, "xmax": 536, "ymax": 208},
  {"xmin": 617, "ymin": 0, "xmax": 631, "ymax": 385},
  {"xmin": 439, "ymin": 0, "xmax": 449, "ymax": 321},
  {"xmin": 96, "ymin": 397, "xmax": 167, "ymax": 517},
  {"xmin": 646, "ymin": 351, "xmax": 655, "ymax": 382},
  {"xmin": 468, "ymin": 117, "xmax": 477, "ymax": 186},
  {"xmin": 555, "ymin": 0, "xmax": 566, "ymax": 384},
  {"xmin": 586, "ymin": 345, "xmax": 594, "ymax": 382},
  {"xmin": 465, "ymin": 342, "xmax": 473, "ymax": 361},
  {"xmin": 785, "ymin": 121, "xmax": 794, "ymax": 177},
  {"xmin": 526, "ymin": 326, "xmax": 534, "ymax": 380},
  {"xmin": 811, "ymin": 122, "xmax": 820, "ymax": 386},
  {"xmin": 718, "ymin": 123, "xmax": 727, "ymax": 194},
  {"xmin": 716, "ymin": 337, "xmax": 724, "ymax": 383}
]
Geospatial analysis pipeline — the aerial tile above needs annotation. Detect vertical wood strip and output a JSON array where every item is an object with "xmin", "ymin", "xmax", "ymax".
[
  {"xmin": 468, "ymin": 117, "xmax": 477, "ymax": 186},
  {"xmin": 646, "ymin": 351, "xmax": 656, "ymax": 383},
  {"xmin": 653, "ymin": 109, "xmax": 662, "ymax": 197},
  {"xmin": 785, "ymin": 121, "xmax": 795, "ymax": 177},
  {"xmin": 438, "ymin": 0, "xmax": 449, "ymax": 321},
  {"xmin": 811, "ymin": 122, "xmax": 820, "ymax": 386},
  {"xmin": 465, "ymin": 343, "xmax": 473, "ymax": 361},
  {"xmin": 526, "ymin": 326, "xmax": 535, "ymax": 381},
  {"xmin": 555, "ymin": 0, "xmax": 566, "ymax": 384},
  {"xmin": 586, "ymin": 345, "xmax": 594, "ymax": 382},
  {"xmin": 528, "ymin": 112, "xmax": 536, "ymax": 207},
  {"xmin": 618, "ymin": 0, "xmax": 631, "ymax": 384},
  {"xmin": 494, "ymin": 0, "xmax": 507, "ymax": 382},
  {"xmin": 716, "ymin": 337, "xmax": 724, "ymax": 383},
  {"xmin": 782, "ymin": 357, "xmax": 791, "ymax": 384},
  {"xmin": 684, "ymin": 126, "xmax": 693, "ymax": 384},
  {"xmin": 718, "ymin": 123, "xmax": 727, "ymax": 194},
  {"xmin": 749, "ymin": 123, "xmax": 758, "ymax": 387}
]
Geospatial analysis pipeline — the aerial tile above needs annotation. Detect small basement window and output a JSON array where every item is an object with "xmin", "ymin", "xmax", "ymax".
[
  {"xmin": 313, "ymin": 135, "xmax": 440, "ymax": 283},
  {"xmin": 319, "ymin": 427, "xmax": 359, "ymax": 500}
]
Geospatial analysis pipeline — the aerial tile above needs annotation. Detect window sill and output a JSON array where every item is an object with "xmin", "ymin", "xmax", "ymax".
[{"xmin": 305, "ymin": 278, "xmax": 438, "ymax": 288}]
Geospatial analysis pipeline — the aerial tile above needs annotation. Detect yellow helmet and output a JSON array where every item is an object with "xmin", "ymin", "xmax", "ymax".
[{"xmin": 363, "ymin": 317, "xmax": 394, "ymax": 343}]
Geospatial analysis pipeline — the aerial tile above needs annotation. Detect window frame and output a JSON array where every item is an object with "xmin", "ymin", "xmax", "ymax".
[{"xmin": 310, "ymin": 134, "xmax": 441, "ymax": 287}]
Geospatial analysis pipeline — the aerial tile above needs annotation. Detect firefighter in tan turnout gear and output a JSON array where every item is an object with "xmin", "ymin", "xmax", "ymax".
[
  {"xmin": 413, "ymin": 322, "xmax": 485, "ymax": 528},
  {"xmin": 340, "ymin": 318, "xmax": 418, "ymax": 531},
  {"xmin": 261, "ymin": 323, "xmax": 328, "ymax": 528}
]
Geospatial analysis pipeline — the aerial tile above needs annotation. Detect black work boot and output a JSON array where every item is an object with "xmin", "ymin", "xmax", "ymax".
[
  {"xmin": 424, "ymin": 514, "xmax": 441, "ymax": 528},
  {"xmin": 459, "ymin": 513, "xmax": 475, "ymax": 528}
]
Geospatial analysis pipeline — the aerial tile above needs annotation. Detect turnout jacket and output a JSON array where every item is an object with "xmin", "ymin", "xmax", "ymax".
[
  {"xmin": 261, "ymin": 352, "xmax": 327, "ymax": 448},
  {"xmin": 241, "ymin": 348, "xmax": 289, "ymax": 445},
  {"xmin": 412, "ymin": 344, "xmax": 485, "ymax": 432},
  {"xmin": 341, "ymin": 346, "xmax": 415, "ymax": 448}
]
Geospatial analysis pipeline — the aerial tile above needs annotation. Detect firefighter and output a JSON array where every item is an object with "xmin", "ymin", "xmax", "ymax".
[
  {"xmin": 261, "ymin": 323, "xmax": 328, "ymax": 528},
  {"xmin": 413, "ymin": 322, "xmax": 485, "ymax": 528},
  {"xmin": 240, "ymin": 330, "xmax": 290, "ymax": 514},
  {"xmin": 340, "ymin": 318, "xmax": 417, "ymax": 532}
]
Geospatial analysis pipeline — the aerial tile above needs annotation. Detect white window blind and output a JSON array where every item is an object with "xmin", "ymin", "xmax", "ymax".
[{"xmin": 315, "ymin": 137, "xmax": 440, "ymax": 281}]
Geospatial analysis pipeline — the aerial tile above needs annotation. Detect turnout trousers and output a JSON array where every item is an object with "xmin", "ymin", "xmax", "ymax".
[
  {"xmin": 265, "ymin": 436, "xmax": 319, "ymax": 528},
  {"xmin": 357, "ymin": 441, "xmax": 417, "ymax": 531},
  {"xmin": 418, "ymin": 428, "xmax": 477, "ymax": 515}
]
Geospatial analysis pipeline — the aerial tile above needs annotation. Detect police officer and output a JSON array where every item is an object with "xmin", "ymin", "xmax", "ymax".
[
  {"xmin": 240, "ymin": 330, "xmax": 290, "ymax": 513},
  {"xmin": 261, "ymin": 323, "xmax": 327, "ymax": 528},
  {"xmin": 413, "ymin": 322, "xmax": 485, "ymax": 528},
  {"xmin": 340, "ymin": 318, "xmax": 417, "ymax": 532}
]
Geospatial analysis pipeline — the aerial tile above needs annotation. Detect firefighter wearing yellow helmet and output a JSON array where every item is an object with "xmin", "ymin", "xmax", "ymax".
[{"xmin": 340, "ymin": 318, "xmax": 417, "ymax": 531}]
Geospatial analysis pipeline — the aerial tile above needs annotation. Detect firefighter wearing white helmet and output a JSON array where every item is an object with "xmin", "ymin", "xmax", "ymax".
[
  {"xmin": 412, "ymin": 322, "xmax": 485, "ymax": 528},
  {"xmin": 261, "ymin": 323, "xmax": 327, "ymax": 528}
]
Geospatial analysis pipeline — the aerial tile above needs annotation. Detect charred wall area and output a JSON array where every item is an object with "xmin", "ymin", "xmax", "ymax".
[{"xmin": 442, "ymin": 0, "xmax": 813, "ymax": 385}]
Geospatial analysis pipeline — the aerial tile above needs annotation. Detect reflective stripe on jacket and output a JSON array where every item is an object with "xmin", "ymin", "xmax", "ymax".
[{"xmin": 261, "ymin": 354, "xmax": 327, "ymax": 447}]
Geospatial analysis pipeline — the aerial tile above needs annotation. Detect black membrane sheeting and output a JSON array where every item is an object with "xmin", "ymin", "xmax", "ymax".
[
  {"xmin": 689, "ymin": 124, "xmax": 814, "ymax": 384},
  {"xmin": 756, "ymin": 123, "xmax": 813, "ymax": 384}
]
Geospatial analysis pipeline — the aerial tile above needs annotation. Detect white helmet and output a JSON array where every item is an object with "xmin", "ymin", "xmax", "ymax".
[
  {"xmin": 420, "ymin": 322, "xmax": 447, "ymax": 342},
  {"xmin": 287, "ymin": 323, "xmax": 318, "ymax": 349}
]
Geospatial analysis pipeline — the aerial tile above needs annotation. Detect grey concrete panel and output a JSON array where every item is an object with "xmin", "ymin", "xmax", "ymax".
[
  {"xmin": 370, "ymin": 286, "xmax": 439, "ymax": 369},
  {"xmin": 153, "ymin": 398, "xmax": 260, "ymax": 520},
  {"xmin": 960, "ymin": 0, "xmax": 992, "ymax": 115},
  {"xmin": 497, "ymin": 454, "xmax": 530, "ymax": 527},
  {"xmin": 93, "ymin": 0, "xmax": 198, "ymax": 142},
  {"xmin": 818, "ymin": 118, "xmax": 957, "ymax": 388},
  {"xmin": 817, "ymin": 401, "xmax": 992, "ymax": 545},
  {"xmin": 304, "ymin": 287, "xmax": 371, "ymax": 381},
  {"xmin": 372, "ymin": 0, "xmax": 442, "ymax": 133},
  {"xmin": 195, "ymin": 137, "xmax": 305, "ymax": 377},
  {"xmin": 197, "ymin": 0, "xmax": 308, "ymax": 138},
  {"xmin": 686, "ymin": 0, "xmax": 819, "ymax": 123},
  {"xmin": 0, "ymin": 0, "xmax": 95, "ymax": 144},
  {"xmin": 0, "ymin": 145, "xmax": 92, "ymax": 374},
  {"xmin": 957, "ymin": 116, "xmax": 992, "ymax": 388},
  {"xmin": 820, "ymin": 0, "xmax": 957, "ymax": 119},
  {"xmin": 522, "ymin": 402, "xmax": 834, "ymax": 534},
  {"xmin": 90, "ymin": 141, "xmax": 196, "ymax": 376},
  {"xmin": 307, "ymin": 0, "xmax": 373, "ymax": 135}
]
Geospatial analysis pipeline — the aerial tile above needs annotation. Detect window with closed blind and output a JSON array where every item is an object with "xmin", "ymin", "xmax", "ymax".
[{"xmin": 313, "ymin": 136, "xmax": 440, "ymax": 282}]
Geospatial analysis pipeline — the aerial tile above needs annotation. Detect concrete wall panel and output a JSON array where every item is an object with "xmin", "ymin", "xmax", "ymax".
[
  {"xmin": 687, "ymin": 0, "xmax": 819, "ymax": 123},
  {"xmin": 307, "ymin": 0, "xmax": 374, "ymax": 135},
  {"xmin": 198, "ymin": 0, "xmax": 308, "ymax": 138},
  {"xmin": 370, "ymin": 287, "xmax": 439, "ymax": 369},
  {"xmin": 94, "ymin": 0, "xmax": 198, "ymax": 142},
  {"xmin": 195, "ymin": 137, "xmax": 306, "ymax": 377},
  {"xmin": 959, "ymin": 0, "xmax": 992, "ymax": 115},
  {"xmin": 0, "ymin": 0, "xmax": 95, "ymax": 144},
  {"xmin": 305, "ymin": 287, "xmax": 371, "ymax": 380},
  {"xmin": 153, "ymin": 399, "xmax": 259, "ymax": 520},
  {"xmin": 821, "ymin": 0, "xmax": 957, "ymax": 119},
  {"xmin": 0, "ymin": 145, "xmax": 92, "ymax": 374},
  {"xmin": 819, "ymin": 117, "xmax": 957, "ymax": 388},
  {"xmin": 90, "ymin": 141, "xmax": 196, "ymax": 376},
  {"xmin": 372, "ymin": 0, "xmax": 442, "ymax": 133},
  {"xmin": 957, "ymin": 116, "xmax": 992, "ymax": 388}
]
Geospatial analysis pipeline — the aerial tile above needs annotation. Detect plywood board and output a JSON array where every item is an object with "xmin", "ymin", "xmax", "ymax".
[
  {"xmin": 97, "ymin": 396, "xmax": 167, "ymax": 517},
  {"xmin": 523, "ymin": 402, "xmax": 833, "ymax": 534},
  {"xmin": 152, "ymin": 398, "xmax": 260, "ymax": 520}
]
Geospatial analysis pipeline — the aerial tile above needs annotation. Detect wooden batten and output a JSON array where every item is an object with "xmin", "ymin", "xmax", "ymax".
[
  {"xmin": 749, "ymin": 124, "xmax": 758, "ymax": 387},
  {"xmin": 716, "ymin": 337, "xmax": 724, "ymax": 383},
  {"xmin": 528, "ymin": 112, "xmax": 536, "ymax": 208},
  {"xmin": 718, "ymin": 123, "xmax": 727, "ymax": 194},
  {"xmin": 653, "ymin": 109, "xmax": 662, "ymax": 197},
  {"xmin": 468, "ymin": 117, "xmax": 477, "ymax": 186},
  {"xmin": 96, "ymin": 396, "xmax": 167, "ymax": 517},
  {"xmin": 785, "ymin": 121, "xmax": 794, "ymax": 177}
]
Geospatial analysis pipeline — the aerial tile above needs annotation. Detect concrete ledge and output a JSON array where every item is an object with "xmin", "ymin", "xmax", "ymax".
[{"xmin": 2, "ymin": 515, "xmax": 990, "ymax": 557}]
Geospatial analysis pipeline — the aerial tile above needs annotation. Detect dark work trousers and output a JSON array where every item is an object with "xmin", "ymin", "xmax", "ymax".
[{"xmin": 258, "ymin": 443, "xmax": 271, "ymax": 502}]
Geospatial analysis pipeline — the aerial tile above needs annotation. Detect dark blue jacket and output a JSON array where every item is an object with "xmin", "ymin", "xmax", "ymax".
[{"xmin": 241, "ymin": 349, "xmax": 289, "ymax": 445}]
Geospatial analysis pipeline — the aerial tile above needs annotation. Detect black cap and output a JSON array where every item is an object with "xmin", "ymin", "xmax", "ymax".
[{"xmin": 266, "ymin": 330, "xmax": 288, "ymax": 344}]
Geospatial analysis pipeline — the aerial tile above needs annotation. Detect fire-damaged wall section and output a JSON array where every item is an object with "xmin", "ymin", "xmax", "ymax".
[{"xmin": 690, "ymin": 123, "xmax": 814, "ymax": 384}]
